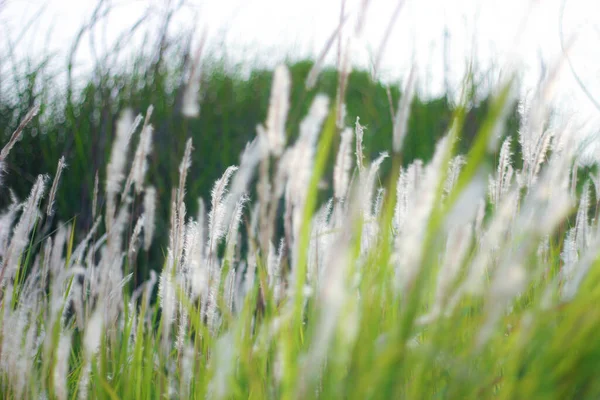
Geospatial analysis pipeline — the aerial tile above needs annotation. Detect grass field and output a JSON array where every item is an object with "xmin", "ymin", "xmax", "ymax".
[{"xmin": 2, "ymin": 3, "xmax": 600, "ymax": 399}]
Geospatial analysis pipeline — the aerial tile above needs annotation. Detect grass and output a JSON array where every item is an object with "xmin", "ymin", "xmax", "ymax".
[
  {"xmin": 1, "ymin": 4, "xmax": 600, "ymax": 399},
  {"xmin": 1, "ymin": 59, "xmax": 600, "ymax": 398}
]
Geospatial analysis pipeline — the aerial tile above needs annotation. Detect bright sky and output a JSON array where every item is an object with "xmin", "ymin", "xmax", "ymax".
[{"xmin": 2, "ymin": 0, "xmax": 600, "ymax": 127}]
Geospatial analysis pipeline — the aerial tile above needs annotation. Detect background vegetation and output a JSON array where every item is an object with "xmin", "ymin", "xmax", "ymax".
[{"xmin": 0, "ymin": 43, "xmax": 517, "ymax": 281}]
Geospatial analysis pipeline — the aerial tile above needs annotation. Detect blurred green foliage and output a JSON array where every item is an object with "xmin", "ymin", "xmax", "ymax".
[{"xmin": 0, "ymin": 54, "xmax": 518, "ymax": 278}]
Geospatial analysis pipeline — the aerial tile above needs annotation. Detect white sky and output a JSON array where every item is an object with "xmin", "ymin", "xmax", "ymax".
[{"xmin": 2, "ymin": 0, "xmax": 600, "ymax": 127}]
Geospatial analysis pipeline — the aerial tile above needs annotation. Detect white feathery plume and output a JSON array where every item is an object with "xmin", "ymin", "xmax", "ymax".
[
  {"xmin": 228, "ymin": 138, "xmax": 265, "ymax": 225},
  {"xmin": 182, "ymin": 221, "xmax": 199, "ymax": 273},
  {"xmin": 360, "ymin": 153, "xmax": 388, "ymax": 254},
  {"xmin": 393, "ymin": 160, "xmax": 423, "ymax": 233},
  {"xmin": 268, "ymin": 240, "xmax": 285, "ymax": 303},
  {"xmin": 105, "ymin": 195, "xmax": 131, "ymax": 263},
  {"xmin": 2, "ymin": 174, "xmax": 46, "ymax": 285},
  {"xmin": 527, "ymin": 128, "xmax": 554, "ymax": 187},
  {"xmin": 79, "ymin": 307, "xmax": 104, "ymax": 400},
  {"xmin": 224, "ymin": 267, "xmax": 236, "ymax": 313},
  {"xmin": 167, "ymin": 196, "xmax": 177, "ymax": 257},
  {"xmin": 518, "ymin": 57, "xmax": 563, "ymax": 187},
  {"xmin": 1, "ymin": 307, "xmax": 36, "ymax": 398},
  {"xmin": 202, "ymin": 165, "xmax": 239, "ymax": 332},
  {"xmin": 54, "ymin": 332, "xmax": 71, "ymax": 400},
  {"xmin": 225, "ymin": 194, "xmax": 248, "ymax": 263},
  {"xmin": 373, "ymin": 188, "xmax": 385, "ymax": 219},
  {"xmin": 517, "ymin": 94, "xmax": 534, "ymax": 179},
  {"xmin": 362, "ymin": 152, "xmax": 388, "ymax": 218},
  {"xmin": 0, "ymin": 195, "xmax": 20, "ymax": 258},
  {"xmin": 177, "ymin": 300, "xmax": 189, "ymax": 352},
  {"xmin": 174, "ymin": 201, "xmax": 187, "ymax": 268},
  {"xmin": 490, "ymin": 137, "xmax": 513, "ymax": 205},
  {"xmin": 106, "ymin": 110, "xmax": 141, "ymax": 228},
  {"xmin": 143, "ymin": 186, "xmax": 157, "ymax": 251},
  {"xmin": 46, "ymin": 156, "xmax": 66, "ymax": 216},
  {"xmin": 128, "ymin": 215, "xmax": 145, "ymax": 264},
  {"xmin": 180, "ymin": 344, "xmax": 195, "ymax": 399},
  {"xmin": 127, "ymin": 301, "xmax": 138, "ymax": 348},
  {"xmin": 394, "ymin": 165, "xmax": 408, "ymax": 233},
  {"xmin": 84, "ymin": 307, "xmax": 104, "ymax": 356},
  {"xmin": 355, "ymin": 116, "xmax": 365, "ymax": 171},
  {"xmin": 309, "ymin": 200, "xmax": 332, "ymax": 285},
  {"xmin": 0, "ymin": 105, "xmax": 39, "ymax": 187},
  {"xmin": 130, "ymin": 114, "xmax": 154, "ymax": 194},
  {"xmin": 230, "ymin": 137, "xmax": 265, "ymax": 198},
  {"xmin": 171, "ymin": 139, "xmax": 193, "ymax": 265},
  {"xmin": 208, "ymin": 166, "xmax": 239, "ymax": 257},
  {"xmin": 158, "ymin": 250, "xmax": 177, "ymax": 346},
  {"xmin": 334, "ymin": 127, "xmax": 354, "ymax": 200},
  {"xmin": 50, "ymin": 223, "xmax": 69, "ymax": 278},
  {"xmin": 184, "ymin": 220, "xmax": 207, "ymax": 305},
  {"xmin": 68, "ymin": 217, "xmax": 101, "ymax": 267},
  {"xmin": 97, "ymin": 207, "xmax": 130, "ymax": 327},
  {"xmin": 178, "ymin": 138, "xmax": 193, "ymax": 205},
  {"xmin": 206, "ymin": 265, "xmax": 223, "ymax": 335},
  {"xmin": 0, "ymin": 104, "xmax": 39, "ymax": 161},
  {"xmin": 561, "ymin": 228, "xmax": 578, "ymax": 282},
  {"xmin": 72, "ymin": 277, "xmax": 85, "ymax": 330},
  {"xmin": 574, "ymin": 181, "xmax": 590, "ymax": 250},
  {"xmin": 392, "ymin": 64, "xmax": 416, "ymax": 153},
  {"xmin": 443, "ymin": 155, "xmax": 465, "ymax": 198},
  {"xmin": 265, "ymin": 65, "xmax": 290, "ymax": 156}
]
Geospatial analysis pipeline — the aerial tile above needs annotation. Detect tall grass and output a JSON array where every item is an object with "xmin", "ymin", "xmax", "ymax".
[
  {"xmin": 2, "ymin": 53, "xmax": 508, "ymax": 294},
  {"xmin": 2, "ymin": 3, "xmax": 600, "ymax": 398},
  {"xmin": 1, "ymin": 52, "xmax": 600, "ymax": 398}
]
